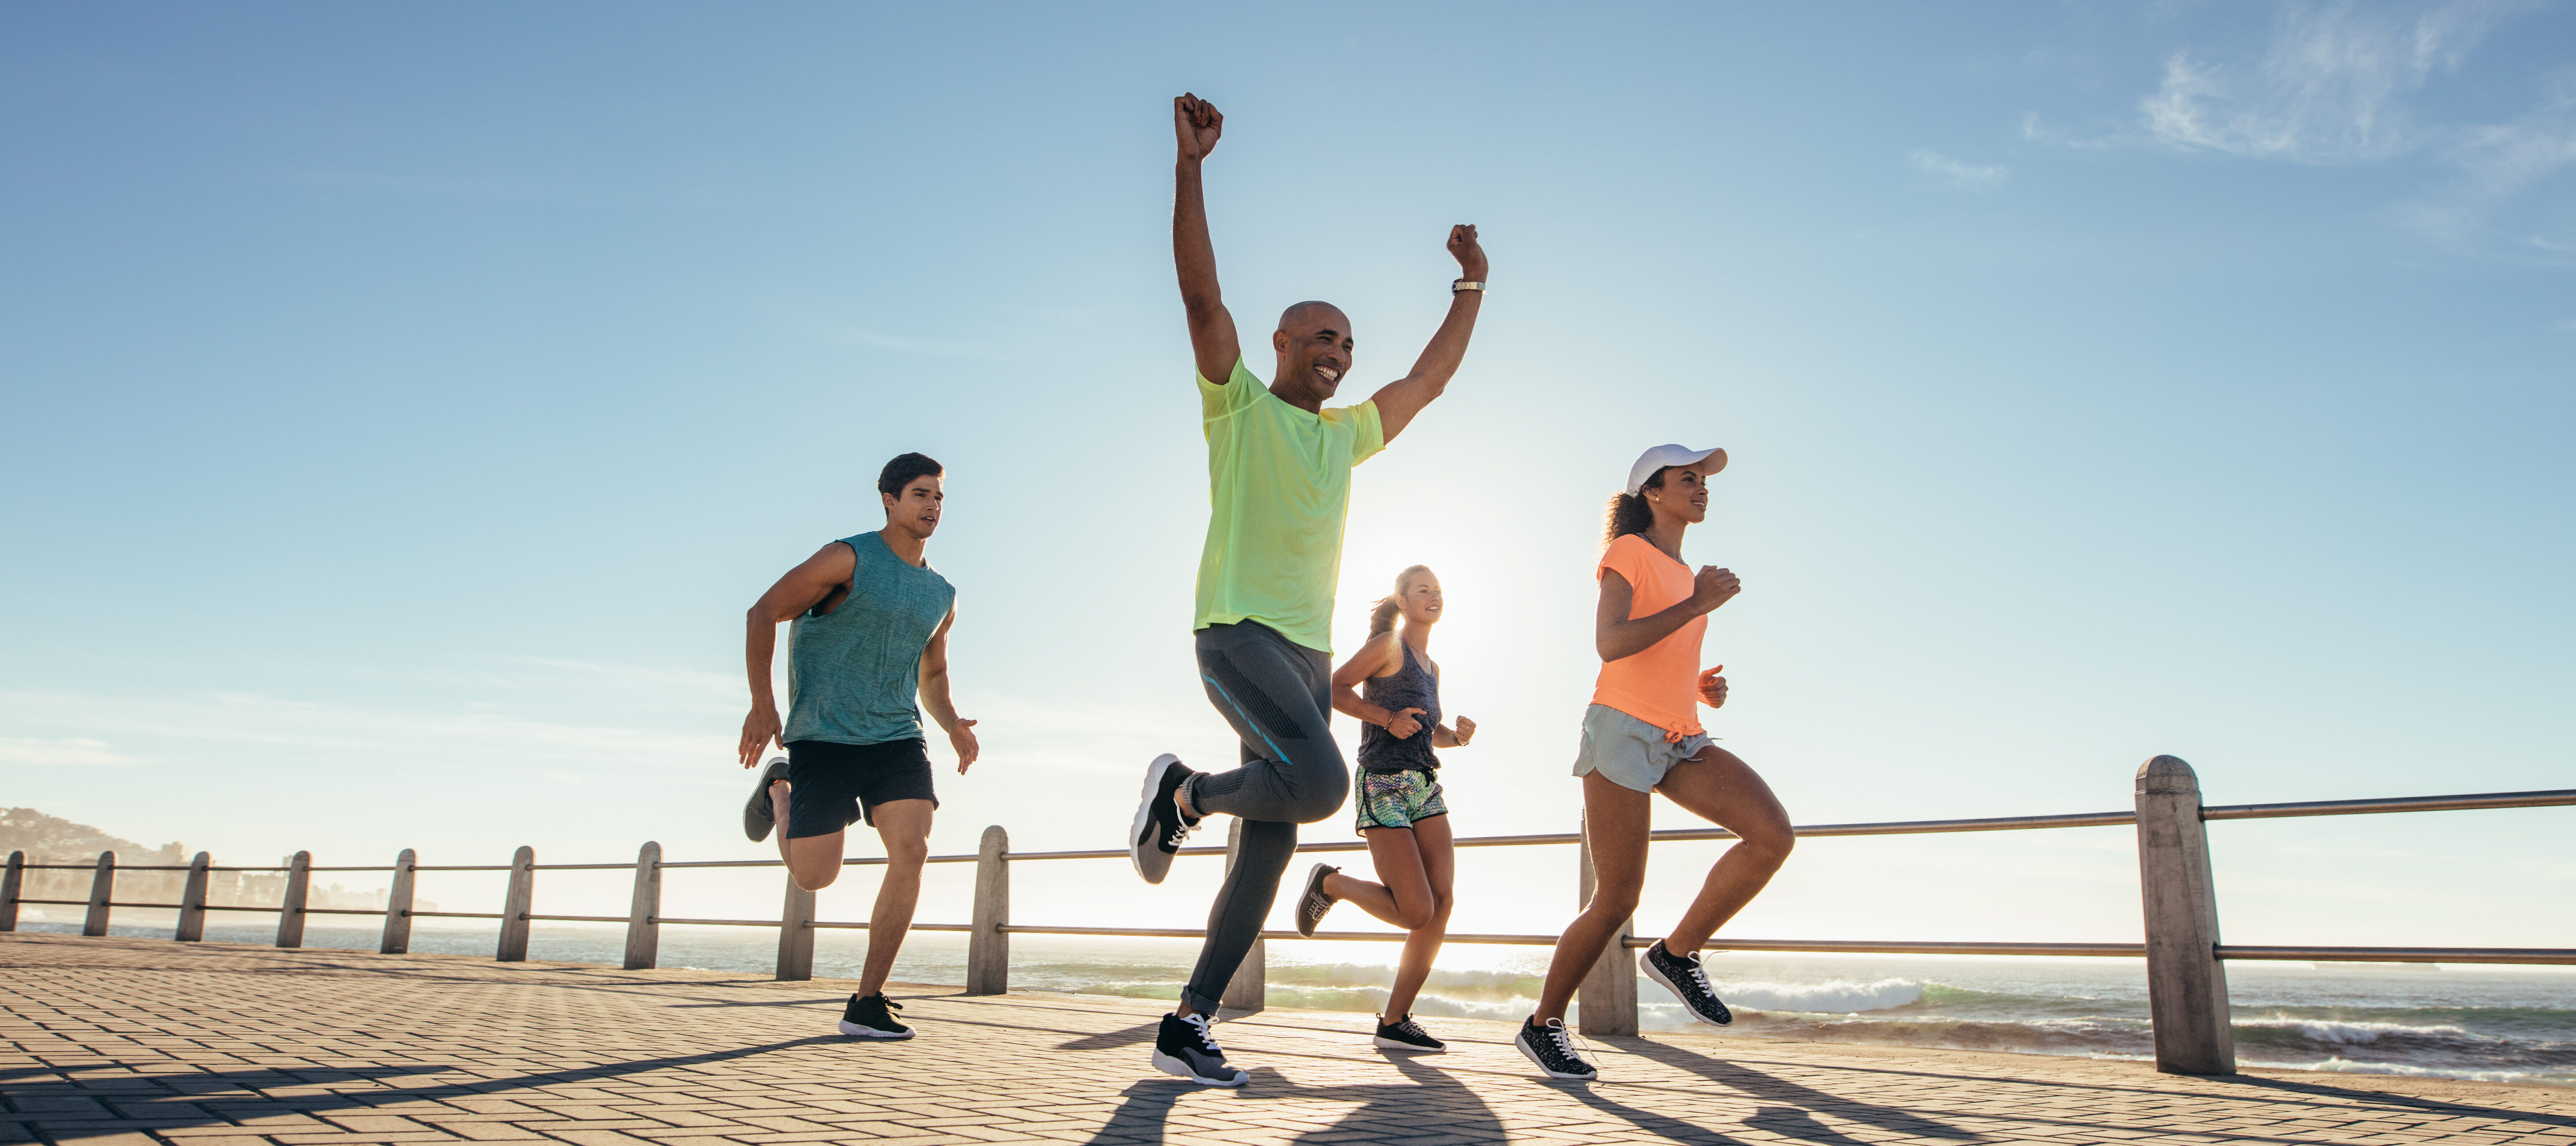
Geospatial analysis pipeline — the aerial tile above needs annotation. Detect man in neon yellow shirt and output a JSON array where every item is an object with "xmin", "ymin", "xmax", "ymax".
[{"xmin": 1129, "ymin": 91, "xmax": 1490, "ymax": 1088}]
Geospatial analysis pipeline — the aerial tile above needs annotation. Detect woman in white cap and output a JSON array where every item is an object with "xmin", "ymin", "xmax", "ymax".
[{"xmin": 1512, "ymin": 444, "xmax": 1796, "ymax": 1082}]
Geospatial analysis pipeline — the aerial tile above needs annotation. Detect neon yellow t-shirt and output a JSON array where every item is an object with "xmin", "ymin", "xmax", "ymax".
[{"xmin": 1194, "ymin": 359, "xmax": 1385, "ymax": 652}]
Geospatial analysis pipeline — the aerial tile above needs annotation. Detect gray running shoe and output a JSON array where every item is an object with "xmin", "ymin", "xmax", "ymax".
[
  {"xmin": 1294, "ymin": 863, "xmax": 1339, "ymax": 937},
  {"xmin": 1151, "ymin": 1012, "xmax": 1247, "ymax": 1087},
  {"xmin": 1515, "ymin": 1016, "xmax": 1597, "ymax": 1080},
  {"xmin": 1639, "ymin": 940, "xmax": 1733, "ymax": 1026},
  {"xmin": 1129, "ymin": 754, "xmax": 1201, "ymax": 884},
  {"xmin": 744, "ymin": 756, "xmax": 789, "ymax": 843}
]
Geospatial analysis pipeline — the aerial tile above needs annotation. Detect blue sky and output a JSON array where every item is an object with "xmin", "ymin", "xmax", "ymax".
[{"xmin": 3, "ymin": 2, "xmax": 2571, "ymax": 948}]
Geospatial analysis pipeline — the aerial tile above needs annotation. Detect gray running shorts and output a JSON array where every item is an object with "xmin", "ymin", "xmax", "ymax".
[{"xmin": 1571, "ymin": 703, "xmax": 1714, "ymax": 793}]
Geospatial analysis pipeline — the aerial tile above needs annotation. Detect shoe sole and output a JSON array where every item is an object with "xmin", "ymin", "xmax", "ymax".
[
  {"xmin": 1372, "ymin": 1035, "xmax": 1446, "ymax": 1053},
  {"xmin": 1513, "ymin": 1034, "xmax": 1597, "ymax": 1081},
  {"xmin": 1295, "ymin": 862, "xmax": 1334, "ymax": 937},
  {"xmin": 1130, "ymin": 753, "xmax": 1183, "ymax": 884},
  {"xmin": 835, "ymin": 1020, "xmax": 913, "ymax": 1040},
  {"xmin": 1150, "ymin": 1049, "xmax": 1247, "ymax": 1087},
  {"xmin": 1638, "ymin": 950, "xmax": 1733, "ymax": 1026},
  {"xmin": 744, "ymin": 758, "xmax": 788, "ymax": 843}
]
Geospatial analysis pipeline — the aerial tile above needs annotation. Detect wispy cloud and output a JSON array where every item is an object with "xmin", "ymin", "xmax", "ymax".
[
  {"xmin": 1910, "ymin": 149, "xmax": 2009, "ymax": 190},
  {"xmin": 0, "ymin": 737, "xmax": 140, "ymax": 767}
]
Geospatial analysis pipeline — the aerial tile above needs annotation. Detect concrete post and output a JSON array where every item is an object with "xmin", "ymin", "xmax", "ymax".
[
  {"xmin": 775, "ymin": 866, "xmax": 816, "ymax": 982},
  {"xmin": 276, "ymin": 851, "xmax": 311, "ymax": 948},
  {"xmin": 0, "ymin": 851, "xmax": 22, "ymax": 932},
  {"xmin": 2136, "ymin": 755, "xmax": 2235, "ymax": 1075},
  {"xmin": 1220, "ymin": 818, "xmax": 1265, "ymax": 1015},
  {"xmin": 1576, "ymin": 810, "xmax": 1639, "ymax": 1036},
  {"xmin": 966, "ymin": 826, "xmax": 1010, "ymax": 995},
  {"xmin": 83, "ymin": 852, "xmax": 115, "ymax": 937},
  {"xmin": 496, "ymin": 846, "xmax": 534, "ymax": 961},
  {"xmin": 379, "ymin": 849, "xmax": 417, "ymax": 955},
  {"xmin": 175, "ymin": 852, "xmax": 211, "ymax": 942},
  {"xmin": 623, "ymin": 842, "xmax": 661, "ymax": 971}
]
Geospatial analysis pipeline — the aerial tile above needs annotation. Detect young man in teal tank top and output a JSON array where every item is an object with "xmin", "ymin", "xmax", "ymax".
[
  {"xmin": 735, "ymin": 452, "xmax": 982, "ymax": 1041},
  {"xmin": 1126, "ymin": 92, "xmax": 1491, "ymax": 1088}
]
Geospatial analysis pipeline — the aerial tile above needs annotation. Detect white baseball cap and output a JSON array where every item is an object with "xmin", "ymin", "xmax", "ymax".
[{"xmin": 1624, "ymin": 444, "xmax": 1727, "ymax": 495}]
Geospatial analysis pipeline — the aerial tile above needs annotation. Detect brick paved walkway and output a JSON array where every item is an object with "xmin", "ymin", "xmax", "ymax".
[{"xmin": 2, "ymin": 933, "xmax": 2570, "ymax": 1145}]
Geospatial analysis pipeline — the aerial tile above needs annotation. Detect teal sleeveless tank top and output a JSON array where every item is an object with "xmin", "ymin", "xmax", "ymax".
[{"xmin": 782, "ymin": 531, "xmax": 956, "ymax": 746}]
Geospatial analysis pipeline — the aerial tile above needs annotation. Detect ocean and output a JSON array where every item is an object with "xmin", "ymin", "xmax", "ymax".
[{"xmin": 24, "ymin": 916, "xmax": 2572, "ymax": 1085}]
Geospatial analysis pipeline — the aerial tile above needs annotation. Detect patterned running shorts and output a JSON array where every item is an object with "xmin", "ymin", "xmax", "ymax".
[{"xmin": 1354, "ymin": 766, "xmax": 1449, "ymax": 831}]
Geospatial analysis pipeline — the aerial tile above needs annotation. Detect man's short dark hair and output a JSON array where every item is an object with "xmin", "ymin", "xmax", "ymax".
[{"xmin": 877, "ymin": 452, "xmax": 943, "ymax": 498}]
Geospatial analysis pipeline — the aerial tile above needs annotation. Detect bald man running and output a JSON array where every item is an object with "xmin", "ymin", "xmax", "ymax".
[{"xmin": 1127, "ymin": 91, "xmax": 1489, "ymax": 1088}]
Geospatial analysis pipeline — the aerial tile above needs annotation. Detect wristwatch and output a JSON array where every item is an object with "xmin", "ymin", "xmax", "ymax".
[{"xmin": 1452, "ymin": 279, "xmax": 1485, "ymax": 293}]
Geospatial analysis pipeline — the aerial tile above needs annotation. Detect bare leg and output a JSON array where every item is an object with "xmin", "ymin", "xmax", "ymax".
[
  {"xmin": 1322, "ymin": 830, "xmax": 1437, "ymax": 931},
  {"xmin": 1650, "ymin": 747, "xmax": 1793, "ymax": 956},
  {"xmin": 1533, "ymin": 772, "xmax": 1650, "ymax": 1024},
  {"xmin": 857, "ymin": 799, "xmax": 934, "ymax": 997},
  {"xmin": 1382, "ymin": 814, "xmax": 1454, "ymax": 1020},
  {"xmin": 774, "ymin": 781, "xmax": 846, "ymax": 892}
]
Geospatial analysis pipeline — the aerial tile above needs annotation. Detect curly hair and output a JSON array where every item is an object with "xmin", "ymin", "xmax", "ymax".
[{"xmin": 1601, "ymin": 466, "xmax": 1671, "ymax": 546}]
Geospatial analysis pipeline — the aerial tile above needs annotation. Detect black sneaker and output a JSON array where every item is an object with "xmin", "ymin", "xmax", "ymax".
[
  {"xmin": 836, "ymin": 993, "xmax": 912, "ymax": 1039},
  {"xmin": 1514, "ymin": 1016, "xmax": 1597, "ymax": 1080},
  {"xmin": 1639, "ymin": 940, "xmax": 1733, "ymax": 1026},
  {"xmin": 1372, "ymin": 1013, "xmax": 1445, "ymax": 1053},
  {"xmin": 744, "ymin": 756, "xmax": 789, "ymax": 843},
  {"xmin": 1129, "ymin": 754, "xmax": 1201, "ymax": 884},
  {"xmin": 1294, "ymin": 863, "xmax": 1339, "ymax": 937},
  {"xmin": 1150, "ymin": 1012, "xmax": 1247, "ymax": 1087}
]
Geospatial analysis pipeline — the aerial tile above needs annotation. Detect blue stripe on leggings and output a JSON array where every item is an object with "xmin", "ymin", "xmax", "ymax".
[{"xmin": 1200, "ymin": 673, "xmax": 1289, "ymax": 764}]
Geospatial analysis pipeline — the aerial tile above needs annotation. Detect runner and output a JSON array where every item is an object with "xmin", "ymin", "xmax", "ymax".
[
  {"xmin": 1130, "ymin": 92, "xmax": 1489, "ymax": 1088},
  {"xmin": 1292, "ymin": 564, "xmax": 1477, "ymax": 1054},
  {"xmin": 1513, "ymin": 445, "xmax": 1796, "ymax": 1081},
  {"xmin": 736, "ymin": 451, "xmax": 981, "ymax": 1042}
]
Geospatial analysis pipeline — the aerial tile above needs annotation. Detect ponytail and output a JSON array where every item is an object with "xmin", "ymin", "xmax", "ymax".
[
  {"xmin": 1604, "ymin": 466, "xmax": 1673, "ymax": 545},
  {"xmin": 1368, "ymin": 564, "xmax": 1436, "ymax": 637}
]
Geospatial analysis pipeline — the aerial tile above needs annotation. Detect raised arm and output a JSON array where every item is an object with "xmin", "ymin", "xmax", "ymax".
[
  {"xmin": 737, "ymin": 541, "xmax": 857, "ymax": 768},
  {"xmin": 917, "ymin": 606, "xmax": 979, "ymax": 773},
  {"xmin": 1370, "ymin": 224, "xmax": 1488, "ymax": 444},
  {"xmin": 1173, "ymin": 93, "xmax": 1242, "ymax": 385}
]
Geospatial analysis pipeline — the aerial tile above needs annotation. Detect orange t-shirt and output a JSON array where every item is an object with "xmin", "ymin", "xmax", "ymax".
[{"xmin": 1590, "ymin": 533, "xmax": 1707, "ymax": 740}]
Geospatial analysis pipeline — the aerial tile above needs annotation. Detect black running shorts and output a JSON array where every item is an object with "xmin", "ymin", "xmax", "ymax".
[{"xmin": 783, "ymin": 738, "xmax": 938, "ymax": 837}]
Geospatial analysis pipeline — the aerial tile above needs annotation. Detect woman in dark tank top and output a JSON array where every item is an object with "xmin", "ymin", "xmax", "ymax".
[{"xmin": 1288, "ymin": 565, "xmax": 1477, "ymax": 1053}]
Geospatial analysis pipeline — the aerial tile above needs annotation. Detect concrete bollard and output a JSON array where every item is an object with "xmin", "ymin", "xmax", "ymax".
[
  {"xmin": 624, "ymin": 842, "xmax": 661, "ymax": 971},
  {"xmin": 966, "ymin": 826, "xmax": 1010, "ymax": 995},
  {"xmin": 1576, "ymin": 810, "xmax": 1639, "ymax": 1036},
  {"xmin": 0, "ymin": 851, "xmax": 22, "ymax": 932},
  {"xmin": 276, "ymin": 851, "xmax": 311, "ymax": 948},
  {"xmin": 2136, "ymin": 755, "xmax": 2236, "ymax": 1075},
  {"xmin": 1220, "ymin": 818, "xmax": 1265, "ymax": 1015},
  {"xmin": 380, "ymin": 849, "xmax": 417, "ymax": 955},
  {"xmin": 775, "ymin": 867, "xmax": 816, "ymax": 982},
  {"xmin": 176, "ymin": 852, "xmax": 211, "ymax": 942},
  {"xmin": 84, "ymin": 852, "xmax": 116, "ymax": 937},
  {"xmin": 496, "ymin": 846, "xmax": 534, "ymax": 961}
]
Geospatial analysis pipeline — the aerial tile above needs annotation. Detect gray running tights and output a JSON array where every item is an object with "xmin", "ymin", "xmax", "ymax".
[{"xmin": 1182, "ymin": 621, "xmax": 1350, "ymax": 1013}]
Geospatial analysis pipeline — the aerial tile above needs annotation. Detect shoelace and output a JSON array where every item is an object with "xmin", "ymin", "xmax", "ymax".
[
  {"xmin": 1161, "ymin": 819, "xmax": 1198, "ymax": 850},
  {"xmin": 1396, "ymin": 1019, "xmax": 1430, "ymax": 1040},
  {"xmin": 1179, "ymin": 1012, "xmax": 1222, "ymax": 1053}
]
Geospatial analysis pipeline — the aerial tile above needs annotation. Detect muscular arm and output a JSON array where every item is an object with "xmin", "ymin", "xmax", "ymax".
[
  {"xmin": 1370, "ymin": 224, "xmax": 1489, "ymax": 444},
  {"xmin": 1595, "ymin": 566, "xmax": 1738, "ymax": 663},
  {"xmin": 1172, "ymin": 94, "xmax": 1241, "ymax": 385},
  {"xmin": 917, "ymin": 606, "xmax": 979, "ymax": 773},
  {"xmin": 737, "ymin": 542, "xmax": 857, "ymax": 768}
]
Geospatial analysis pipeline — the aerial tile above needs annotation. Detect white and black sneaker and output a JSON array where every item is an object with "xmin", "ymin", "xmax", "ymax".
[
  {"xmin": 836, "ymin": 992, "xmax": 912, "ymax": 1039},
  {"xmin": 1514, "ymin": 1016, "xmax": 1597, "ymax": 1080},
  {"xmin": 1372, "ymin": 1013, "xmax": 1445, "ymax": 1053},
  {"xmin": 744, "ymin": 756, "xmax": 790, "ymax": 843},
  {"xmin": 1639, "ymin": 940, "xmax": 1733, "ymax": 1026},
  {"xmin": 1294, "ymin": 863, "xmax": 1339, "ymax": 937},
  {"xmin": 1129, "ymin": 753, "xmax": 1202, "ymax": 884},
  {"xmin": 1150, "ymin": 1012, "xmax": 1247, "ymax": 1087}
]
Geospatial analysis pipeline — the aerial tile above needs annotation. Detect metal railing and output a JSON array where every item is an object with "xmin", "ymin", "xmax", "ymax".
[{"xmin": 2, "ymin": 756, "xmax": 2567, "ymax": 1078}]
